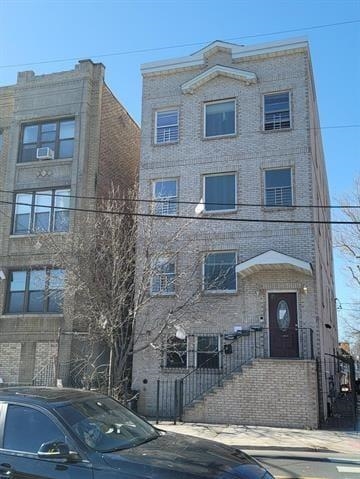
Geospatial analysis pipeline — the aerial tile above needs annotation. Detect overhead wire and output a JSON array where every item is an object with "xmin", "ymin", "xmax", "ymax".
[
  {"xmin": 0, "ymin": 20, "xmax": 358, "ymax": 222},
  {"xmin": 0, "ymin": 19, "xmax": 359, "ymax": 70},
  {"xmin": 0, "ymin": 198, "xmax": 358, "ymax": 225},
  {"xmin": 0, "ymin": 188, "xmax": 358, "ymax": 210}
]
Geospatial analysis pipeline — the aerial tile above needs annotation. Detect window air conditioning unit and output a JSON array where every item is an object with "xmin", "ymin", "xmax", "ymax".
[{"xmin": 36, "ymin": 147, "xmax": 54, "ymax": 160}]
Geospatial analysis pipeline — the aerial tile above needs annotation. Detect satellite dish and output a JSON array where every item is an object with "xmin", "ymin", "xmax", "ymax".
[
  {"xmin": 195, "ymin": 198, "xmax": 205, "ymax": 216},
  {"xmin": 175, "ymin": 325, "xmax": 186, "ymax": 340}
]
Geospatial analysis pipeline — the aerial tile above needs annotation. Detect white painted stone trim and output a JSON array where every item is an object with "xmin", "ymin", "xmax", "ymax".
[
  {"xmin": 236, "ymin": 249, "xmax": 312, "ymax": 277},
  {"xmin": 181, "ymin": 65, "xmax": 257, "ymax": 94}
]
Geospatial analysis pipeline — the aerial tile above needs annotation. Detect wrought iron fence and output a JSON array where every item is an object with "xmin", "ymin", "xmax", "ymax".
[
  {"xmin": 317, "ymin": 355, "xmax": 357, "ymax": 430},
  {"xmin": 32, "ymin": 355, "xmax": 57, "ymax": 387}
]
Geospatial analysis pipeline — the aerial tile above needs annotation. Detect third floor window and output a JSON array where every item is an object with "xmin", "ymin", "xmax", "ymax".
[
  {"xmin": 13, "ymin": 189, "xmax": 70, "ymax": 234},
  {"xmin": 204, "ymin": 100, "xmax": 235, "ymax": 138},
  {"xmin": 264, "ymin": 92, "xmax": 291, "ymax": 131},
  {"xmin": 155, "ymin": 110, "xmax": 179, "ymax": 144},
  {"xmin": 19, "ymin": 118, "xmax": 75, "ymax": 162}
]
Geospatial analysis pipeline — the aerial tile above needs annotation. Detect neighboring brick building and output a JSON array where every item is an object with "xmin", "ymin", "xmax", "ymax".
[
  {"xmin": 0, "ymin": 60, "xmax": 140, "ymax": 386},
  {"xmin": 132, "ymin": 38, "xmax": 338, "ymax": 428}
]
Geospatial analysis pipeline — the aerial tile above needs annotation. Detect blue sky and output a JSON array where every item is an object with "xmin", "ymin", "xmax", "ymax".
[{"xmin": 1, "ymin": 0, "xmax": 359, "ymax": 339}]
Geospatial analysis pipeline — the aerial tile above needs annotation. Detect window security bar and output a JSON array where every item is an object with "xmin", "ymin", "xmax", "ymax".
[{"xmin": 266, "ymin": 186, "xmax": 292, "ymax": 206}]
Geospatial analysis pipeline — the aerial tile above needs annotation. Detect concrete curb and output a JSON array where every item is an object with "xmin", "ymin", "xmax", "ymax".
[{"xmin": 153, "ymin": 421, "xmax": 360, "ymax": 455}]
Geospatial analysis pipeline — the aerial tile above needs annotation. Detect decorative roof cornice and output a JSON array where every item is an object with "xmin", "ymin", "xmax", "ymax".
[
  {"xmin": 141, "ymin": 37, "xmax": 308, "ymax": 75},
  {"xmin": 181, "ymin": 65, "xmax": 257, "ymax": 94},
  {"xmin": 190, "ymin": 40, "xmax": 240, "ymax": 57}
]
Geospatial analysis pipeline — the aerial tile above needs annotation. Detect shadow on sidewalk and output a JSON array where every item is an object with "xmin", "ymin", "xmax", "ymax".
[{"xmin": 321, "ymin": 394, "xmax": 358, "ymax": 431}]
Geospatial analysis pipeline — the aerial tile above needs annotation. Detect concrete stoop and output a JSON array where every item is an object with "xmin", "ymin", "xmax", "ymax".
[{"xmin": 183, "ymin": 358, "xmax": 319, "ymax": 429}]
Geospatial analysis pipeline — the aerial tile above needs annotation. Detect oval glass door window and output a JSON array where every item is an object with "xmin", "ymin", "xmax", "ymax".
[{"xmin": 277, "ymin": 300, "xmax": 290, "ymax": 331}]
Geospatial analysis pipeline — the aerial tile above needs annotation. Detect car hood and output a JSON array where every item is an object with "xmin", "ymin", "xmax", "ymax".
[{"xmin": 102, "ymin": 431, "xmax": 268, "ymax": 478}]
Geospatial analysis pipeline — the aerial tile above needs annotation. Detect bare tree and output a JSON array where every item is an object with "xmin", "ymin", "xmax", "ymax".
[
  {"xmin": 335, "ymin": 174, "xmax": 360, "ymax": 345},
  {"xmin": 43, "ymin": 187, "xmax": 213, "ymax": 399}
]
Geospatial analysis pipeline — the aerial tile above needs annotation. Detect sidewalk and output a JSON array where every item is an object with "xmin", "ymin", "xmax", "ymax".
[{"xmin": 154, "ymin": 421, "xmax": 360, "ymax": 455}]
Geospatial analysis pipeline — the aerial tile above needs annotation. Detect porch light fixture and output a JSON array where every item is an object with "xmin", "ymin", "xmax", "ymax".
[
  {"xmin": 302, "ymin": 285, "xmax": 308, "ymax": 294},
  {"xmin": 0, "ymin": 270, "xmax": 6, "ymax": 280}
]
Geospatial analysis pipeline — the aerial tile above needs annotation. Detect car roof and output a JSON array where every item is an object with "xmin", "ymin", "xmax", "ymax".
[{"xmin": 0, "ymin": 387, "xmax": 103, "ymax": 407}]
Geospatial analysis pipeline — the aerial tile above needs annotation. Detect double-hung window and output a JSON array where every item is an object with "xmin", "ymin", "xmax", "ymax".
[
  {"xmin": 265, "ymin": 168, "xmax": 292, "ymax": 207},
  {"xmin": 165, "ymin": 336, "xmax": 187, "ymax": 368},
  {"xmin": 203, "ymin": 252, "xmax": 237, "ymax": 292},
  {"xmin": 7, "ymin": 268, "xmax": 65, "ymax": 314},
  {"xmin": 153, "ymin": 179, "xmax": 178, "ymax": 215},
  {"xmin": 151, "ymin": 257, "xmax": 175, "ymax": 295},
  {"xmin": 13, "ymin": 189, "xmax": 70, "ymax": 234},
  {"xmin": 204, "ymin": 173, "xmax": 236, "ymax": 212},
  {"xmin": 197, "ymin": 336, "xmax": 219, "ymax": 369},
  {"xmin": 155, "ymin": 110, "xmax": 179, "ymax": 144},
  {"xmin": 264, "ymin": 92, "xmax": 290, "ymax": 130},
  {"xmin": 19, "ymin": 118, "xmax": 75, "ymax": 162},
  {"xmin": 204, "ymin": 100, "xmax": 235, "ymax": 138}
]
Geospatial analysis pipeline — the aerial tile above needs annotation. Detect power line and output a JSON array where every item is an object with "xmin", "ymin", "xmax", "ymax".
[
  {"xmin": 0, "ymin": 20, "xmax": 359, "ymax": 70},
  {"xmin": 0, "ymin": 198, "xmax": 358, "ymax": 225},
  {"xmin": 0, "ymin": 188, "xmax": 358, "ymax": 210},
  {"xmin": 338, "ymin": 308, "xmax": 360, "ymax": 313}
]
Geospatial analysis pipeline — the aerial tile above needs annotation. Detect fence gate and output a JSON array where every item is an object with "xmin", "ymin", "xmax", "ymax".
[
  {"xmin": 155, "ymin": 379, "xmax": 183, "ymax": 424},
  {"xmin": 317, "ymin": 354, "xmax": 357, "ymax": 430}
]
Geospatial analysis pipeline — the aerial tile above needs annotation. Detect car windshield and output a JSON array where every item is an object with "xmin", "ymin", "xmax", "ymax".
[{"xmin": 57, "ymin": 396, "xmax": 158, "ymax": 452}]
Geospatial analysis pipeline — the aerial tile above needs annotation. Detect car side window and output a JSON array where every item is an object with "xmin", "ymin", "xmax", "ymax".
[{"xmin": 3, "ymin": 405, "xmax": 65, "ymax": 453}]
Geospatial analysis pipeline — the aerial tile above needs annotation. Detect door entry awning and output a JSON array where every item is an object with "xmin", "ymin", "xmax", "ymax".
[{"xmin": 236, "ymin": 250, "xmax": 313, "ymax": 278}]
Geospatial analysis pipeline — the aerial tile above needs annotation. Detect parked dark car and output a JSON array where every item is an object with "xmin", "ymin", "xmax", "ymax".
[{"xmin": 0, "ymin": 387, "xmax": 274, "ymax": 478}]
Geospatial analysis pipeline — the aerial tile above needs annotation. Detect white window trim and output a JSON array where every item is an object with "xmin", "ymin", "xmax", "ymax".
[
  {"xmin": 203, "ymin": 172, "xmax": 237, "ymax": 213},
  {"xmin": 263, "ymin": 91, "xmax": 292, "ymax": 131},
  {"xmin": 152, "ymin": 178, "xmax": 178, "ymax": 216},
  {"xmin": 203, "ymin": 99, "xmax": 236, "ymax": 139},
  {"xmin": 264, "ymin": 167, "xmax": 293, "ymax": 207},
  {"xmin": 195, "ymin": 335, "xmax": 221, "ymax": 368},
  {"xmin": 154, "ymin": 109, "xmax": 179, "ymax": 145},
  {"xmin": 202, "ymin": 251, "xmax": 237, "ymax": 294},
  {"xmin": 150, "ymin": 256, "xmax": 176, "ymax": 296}
]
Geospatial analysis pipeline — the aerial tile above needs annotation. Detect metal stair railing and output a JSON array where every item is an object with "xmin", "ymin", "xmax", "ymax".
[
  {"xmin": 175, "ymin": 327, "xmax": 314, "ymax": 421},
  {"xmin": 177, "ymin": 329, "xmax": 263, "ymax": 420}
]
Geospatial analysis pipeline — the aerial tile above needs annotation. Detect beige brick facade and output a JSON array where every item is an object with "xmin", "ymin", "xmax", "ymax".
[
  {"xmin": 0, "ymin": 343, "xmax": 21, "ymax": 384},
  {"xmin": 0, "ymin": 61, "xmax": 140, "ymax": 385},
  {"xmin": 132, "ymin": 39, "xmax": 338, "ymax": 428},
  {"xmin": 184, "ymin": 359, "xmax": 319, "ymax": 429}
]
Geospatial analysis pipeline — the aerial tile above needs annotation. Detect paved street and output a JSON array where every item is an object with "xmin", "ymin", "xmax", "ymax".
[{"xmin": 250, "ymin": 451, "xmax": 360, "ymax": 479}]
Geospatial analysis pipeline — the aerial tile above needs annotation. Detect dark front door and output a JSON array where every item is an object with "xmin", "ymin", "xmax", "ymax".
[{"xmin": 268, "ymin": 292, "xmax": 299, "ymax": 358}]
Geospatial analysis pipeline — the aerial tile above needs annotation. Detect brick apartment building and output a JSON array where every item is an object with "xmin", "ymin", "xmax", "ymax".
[
  {"xmin": 132, "ymin": 38, "xmax": 339, "ymax": 428},
  {"xmin": 0, "ymin": 60, "xmax": 140, "ymax": 386}
]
